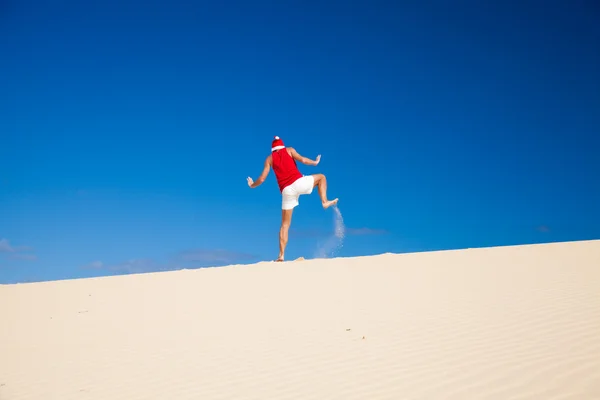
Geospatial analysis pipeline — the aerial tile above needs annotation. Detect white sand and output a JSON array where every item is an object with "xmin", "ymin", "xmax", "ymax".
[{"xmin": 2, "ymin": 239, "xmax": 600, "ymax": 399}]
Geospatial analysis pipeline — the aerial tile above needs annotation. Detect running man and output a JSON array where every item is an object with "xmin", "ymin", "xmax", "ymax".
[{"xmin": 247, "ymin": 136, "xmax": 339, "ymax": 261}]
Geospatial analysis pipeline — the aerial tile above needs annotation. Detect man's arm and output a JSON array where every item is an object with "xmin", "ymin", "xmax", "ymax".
[
  {"xmin": 289, "ymin": 147, "xmax": 321, "ymax": 166},
  {"xmin": 247, "ymin": 156, "xmax": 271, "ymax": 188}
]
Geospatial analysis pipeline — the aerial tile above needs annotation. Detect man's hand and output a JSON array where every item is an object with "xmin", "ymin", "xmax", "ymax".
[
  {"xmin": 289, "ymin": 147, "xmax": 321, "ymax": 166},
  {"xmin": 247, "ymin": 156, "xmax": 272, "ymax": 189}
]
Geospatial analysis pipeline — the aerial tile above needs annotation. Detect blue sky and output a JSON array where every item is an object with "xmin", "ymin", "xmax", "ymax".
[{"xmin": 1, "ymin": 0, "xmax": 599, "ymax": 283}]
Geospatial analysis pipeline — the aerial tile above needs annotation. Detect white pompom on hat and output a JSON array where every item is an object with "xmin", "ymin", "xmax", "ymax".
[{"xmin": 271, "ymin": 136, "xmax": 285, "ymax": 152}]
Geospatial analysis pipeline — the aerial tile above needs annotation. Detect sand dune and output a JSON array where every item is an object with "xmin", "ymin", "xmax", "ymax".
[{"xmin": 1, "ymin": 239, "xmax": 600, "ymax": 399}]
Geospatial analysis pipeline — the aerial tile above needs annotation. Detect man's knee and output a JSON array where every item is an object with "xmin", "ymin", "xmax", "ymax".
[{"xmin": 312, "ymin": 173, "xmax": 325, "ymax": 185}]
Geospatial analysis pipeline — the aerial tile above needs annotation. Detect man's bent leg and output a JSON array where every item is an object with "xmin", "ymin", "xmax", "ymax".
[
  {"xmin": 277, "ymin": 208, "xmax": 293, "ymax": 261},
  {"xmin": 311, "ymin": 174, "xmax": 339, "ymax": 209}
]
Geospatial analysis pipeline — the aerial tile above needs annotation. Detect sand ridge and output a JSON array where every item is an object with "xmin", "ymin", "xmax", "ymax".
[{"xmin": 1, "ymin": 239, "xmax": 599, "ymax": 399}]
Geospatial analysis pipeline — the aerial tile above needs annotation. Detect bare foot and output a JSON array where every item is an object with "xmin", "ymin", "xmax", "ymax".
[
  {"xmin": 322, "ymin": 198, "xmax": 339, "ymax": 209},
  {"xmin": 275, "ymin": 255, "xmax": 285, "ymax": 262}
]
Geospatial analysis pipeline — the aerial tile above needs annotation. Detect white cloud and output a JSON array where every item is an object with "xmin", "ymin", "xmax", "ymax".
[
  {"xmin": 0, "ymin": 238, "xmax": 14, "ymax": 253},
  {"xmin": 11, "ymin": 254, "xmax": 38, "ymax": 261},
  {"xmin": 78, "ymin": 247, "xmax": 259, "ymax": 277},
  {"xmin": 82, "ymin": 260, "xmax": 104, "ymax": 269},
  {"xmin": 346, "ymin": 227, "xmax": 388, "ymax": 235},
  {"xmin": 0, "ymin": 238, "xmax": 37, "ymax": 261}
]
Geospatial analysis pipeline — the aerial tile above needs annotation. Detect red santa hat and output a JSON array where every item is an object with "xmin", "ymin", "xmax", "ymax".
[{"xmin": 271, "ymin": 136, "xmax": 285, "ymax": 152}]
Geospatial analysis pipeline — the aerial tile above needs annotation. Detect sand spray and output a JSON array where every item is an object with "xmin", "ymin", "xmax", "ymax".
[{"xmin": 314, "ymin": 205, "xmax": 346, "ymax": 258}]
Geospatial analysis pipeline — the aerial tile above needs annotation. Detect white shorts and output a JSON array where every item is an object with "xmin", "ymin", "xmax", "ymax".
[{"xmin": 281, "ymin": 175, "xmax": 315, "ymax": 210}]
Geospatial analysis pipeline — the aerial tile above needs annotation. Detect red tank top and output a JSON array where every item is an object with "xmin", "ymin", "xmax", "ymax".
[{"xmin": 271, "ymin": 148, "xmax": 303, "ymax": 192}]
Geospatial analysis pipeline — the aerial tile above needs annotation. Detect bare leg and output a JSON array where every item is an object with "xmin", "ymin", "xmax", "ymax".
[
  {"xmin": 311, "ymin": 174, "xmax": 339, "ymax": 209},
  {"xmin": 277, "ymin": 208, "xmax": 293, "ymax": 261}
]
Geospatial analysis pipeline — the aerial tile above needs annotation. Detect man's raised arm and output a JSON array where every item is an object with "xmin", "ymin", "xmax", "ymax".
[
  {"xmin": 289, "ymin": 147, "xmax": 321, "ymax": 166},
  {"xmin": 247, "ymin": 156, "xmax": 271, "ymax": 188}
]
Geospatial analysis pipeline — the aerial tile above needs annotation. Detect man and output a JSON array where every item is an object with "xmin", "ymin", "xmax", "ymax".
[{"xmin": 247, "ymin": 136, "xmax": 339, "ymax": 261}]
